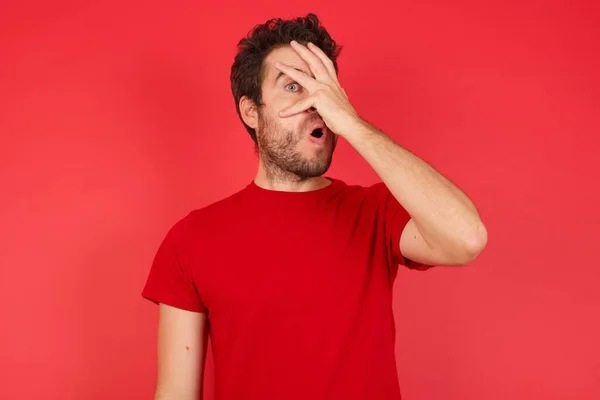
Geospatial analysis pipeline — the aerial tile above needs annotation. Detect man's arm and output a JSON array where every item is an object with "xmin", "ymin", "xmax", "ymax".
[
  {"xmin": 154, "ymin": 304, "xmax": 208, "ymax": 400},
  {"xmin": 273, "ymin": 41, "xmax": 487, "ymax": 266},
  {"xmin": 346, "ymin": 121, "xmax": 488, "ymax": 266}
]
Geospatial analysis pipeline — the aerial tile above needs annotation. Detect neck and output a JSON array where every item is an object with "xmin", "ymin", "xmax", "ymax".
[{"xmin": 254, "ymin": 160, "xmax": 331, "ymax": 192}]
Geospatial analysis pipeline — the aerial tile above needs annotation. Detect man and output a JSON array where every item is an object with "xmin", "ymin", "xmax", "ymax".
[{"xmin": 142, "ymin": 13, "xmax": 487, "ymax": 400}]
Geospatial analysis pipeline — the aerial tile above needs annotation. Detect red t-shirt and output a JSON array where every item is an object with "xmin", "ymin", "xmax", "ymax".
[{"xmin": 142, "ymin": 177, "xmax": 433, "ymax": 399}]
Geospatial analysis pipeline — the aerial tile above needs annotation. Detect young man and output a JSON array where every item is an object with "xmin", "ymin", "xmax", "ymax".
[{"xmin": 142, "ymin": 13, "xmax": 487, "ymax": 400}]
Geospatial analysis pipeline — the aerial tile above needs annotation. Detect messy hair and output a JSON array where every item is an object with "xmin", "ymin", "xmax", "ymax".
[{"xmin": 230, "ymin": 13, "xmax": 342, "ymax": 143}]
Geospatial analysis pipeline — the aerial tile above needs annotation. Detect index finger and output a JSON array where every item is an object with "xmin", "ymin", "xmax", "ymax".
[
  {"xmin": 274, "ymin": 62, "xmax": 319, "ymax": 92},
  {"xmin": 306, "ymin": 42, "xmax": 340, "ymax": 86},
  {"xmin": 290, "ymin": 40, "xmax": 331, "ymax": 83}
]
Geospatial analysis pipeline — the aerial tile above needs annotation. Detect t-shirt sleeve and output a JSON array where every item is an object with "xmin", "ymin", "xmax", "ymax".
[
  {"xmin": 141, "ymin": 216, "xmax": 207, "ymax": 313},
  {"xmin": 372, "ymin": 182, "xmax": 434, "ymax": 271}
]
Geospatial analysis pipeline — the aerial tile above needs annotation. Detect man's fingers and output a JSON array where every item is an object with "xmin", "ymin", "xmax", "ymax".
[
  {"xmin": 306, "ymin": 42, "xmax": 340, "ymax": 86},
  {"xmin": 290, "ymin": 41, "xmax": 332, "ymax": 83},
  {"xmin": 274, "ymin": 62, "xmax": 319, "ymax": 92},
  {"xmin": 279, "ymin": 96, "xmax": 316, "ymax": 117}
]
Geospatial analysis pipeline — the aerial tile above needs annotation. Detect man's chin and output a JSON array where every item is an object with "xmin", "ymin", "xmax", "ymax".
[{"xmin": 305, "ymin": 158, "xmax": 333, "ymax": 177}]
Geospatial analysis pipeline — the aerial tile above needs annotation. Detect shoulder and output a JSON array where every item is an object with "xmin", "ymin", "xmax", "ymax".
[
  {"xmin": 331, "ymin": 178, "xmax": 392, "ymax": 205},
  {"xmin": 187, "ymin": 185, "xmax": 250, "ymax": 225},
  {"xmin": 161, "ymin": 184, "xmax": 251, "ymax": 243},
  {"xmin": 330, "ymin": 179, "xmax": 409, "ymax": 228}
]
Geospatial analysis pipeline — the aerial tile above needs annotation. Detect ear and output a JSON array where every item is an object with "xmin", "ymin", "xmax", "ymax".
[{"xmin": 239, "ymin": 96, "xmax": 258, "ymax": 129}]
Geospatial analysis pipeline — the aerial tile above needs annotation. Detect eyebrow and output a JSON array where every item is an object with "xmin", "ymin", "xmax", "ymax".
[{"xmin": 273, "ymin": 67, "xmax": 312, "ymax": 86}]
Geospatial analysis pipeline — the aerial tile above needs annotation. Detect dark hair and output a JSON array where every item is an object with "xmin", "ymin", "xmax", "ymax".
[{"xmin": 230, "ymin": 13, "xmax": 342, "ymax": 144}]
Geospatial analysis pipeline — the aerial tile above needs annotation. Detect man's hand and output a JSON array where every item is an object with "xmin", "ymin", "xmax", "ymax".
[
  {"xmin": 275, "ymin": 40, "xmax": 362, "ymax": 137},
  {"xmin": 277, "ymin": 40, "xmax": 487, "ymax": 266}
]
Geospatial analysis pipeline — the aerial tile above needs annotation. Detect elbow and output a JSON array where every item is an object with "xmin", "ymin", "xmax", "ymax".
[
  {"xmin": 443, "ymin": 221, "xmax": 487, "ymax": 266},
  {"xmin": 461, "ymin": 221, "xmax": 488, "ymax": 264}
]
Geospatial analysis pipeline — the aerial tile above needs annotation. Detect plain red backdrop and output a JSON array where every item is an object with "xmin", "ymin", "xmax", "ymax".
[{"xmin": 1, "ymin": 1, "xmax": 598, "ymax": 399}]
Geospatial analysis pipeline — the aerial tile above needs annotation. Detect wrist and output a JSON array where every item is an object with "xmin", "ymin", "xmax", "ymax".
[
  {"xmin": 339, "ymin": 116, "xmax": 368, "ymax": 137},
  {"xmin": 341, "ymin": 117, "xmax": 377, "ymax": 142}
]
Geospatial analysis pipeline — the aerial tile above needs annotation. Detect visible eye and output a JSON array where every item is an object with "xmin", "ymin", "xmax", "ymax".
[{"xmin": 285, "ymin": 82, "xmax": 300, "ymax": 92}]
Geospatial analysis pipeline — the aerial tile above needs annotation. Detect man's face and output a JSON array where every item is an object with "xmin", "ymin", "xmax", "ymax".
[{"xmin": 255, "ymin": 45, "xmax": 337, "ymax": 179}]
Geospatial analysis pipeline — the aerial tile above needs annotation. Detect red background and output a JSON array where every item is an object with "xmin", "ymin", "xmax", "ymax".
[{"xmin": 1, "ymin": 1, "xmax": 598, "ymax": 399}]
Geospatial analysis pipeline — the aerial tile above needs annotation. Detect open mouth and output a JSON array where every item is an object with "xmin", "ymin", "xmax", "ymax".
[{"xmin": 310, "ymin": 128, "xmax": 324, "ymax": 139}]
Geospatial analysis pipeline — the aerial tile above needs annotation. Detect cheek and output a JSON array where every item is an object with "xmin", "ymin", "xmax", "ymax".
[
  {"xmin": 274, "ymin": 92, "xmax": 301, "ymax": 112},
  {"xmin": 281, "ymin": 114, "xmax": 305, "ymax": 133},
  {"xmin": 277, "ymin": 103, "xmax": 306, "ymax": 126},
  {"xmin": 264, "ymin": 96, "xmax": 306, "ymax": 131}
]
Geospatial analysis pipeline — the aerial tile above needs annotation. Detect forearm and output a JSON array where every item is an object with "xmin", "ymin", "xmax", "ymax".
[
  {"xmin": 154, "ymin": 387, "xmax": 201, "ymax": 400},
  {"xmin": 344, "ymin": 119, "xmax": 487, "ymax": 253}
]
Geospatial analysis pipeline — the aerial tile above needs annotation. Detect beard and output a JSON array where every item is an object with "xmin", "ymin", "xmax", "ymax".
[{"xmin": 255, "ymin": 109, "xmax": 336, "ymax": 182}]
